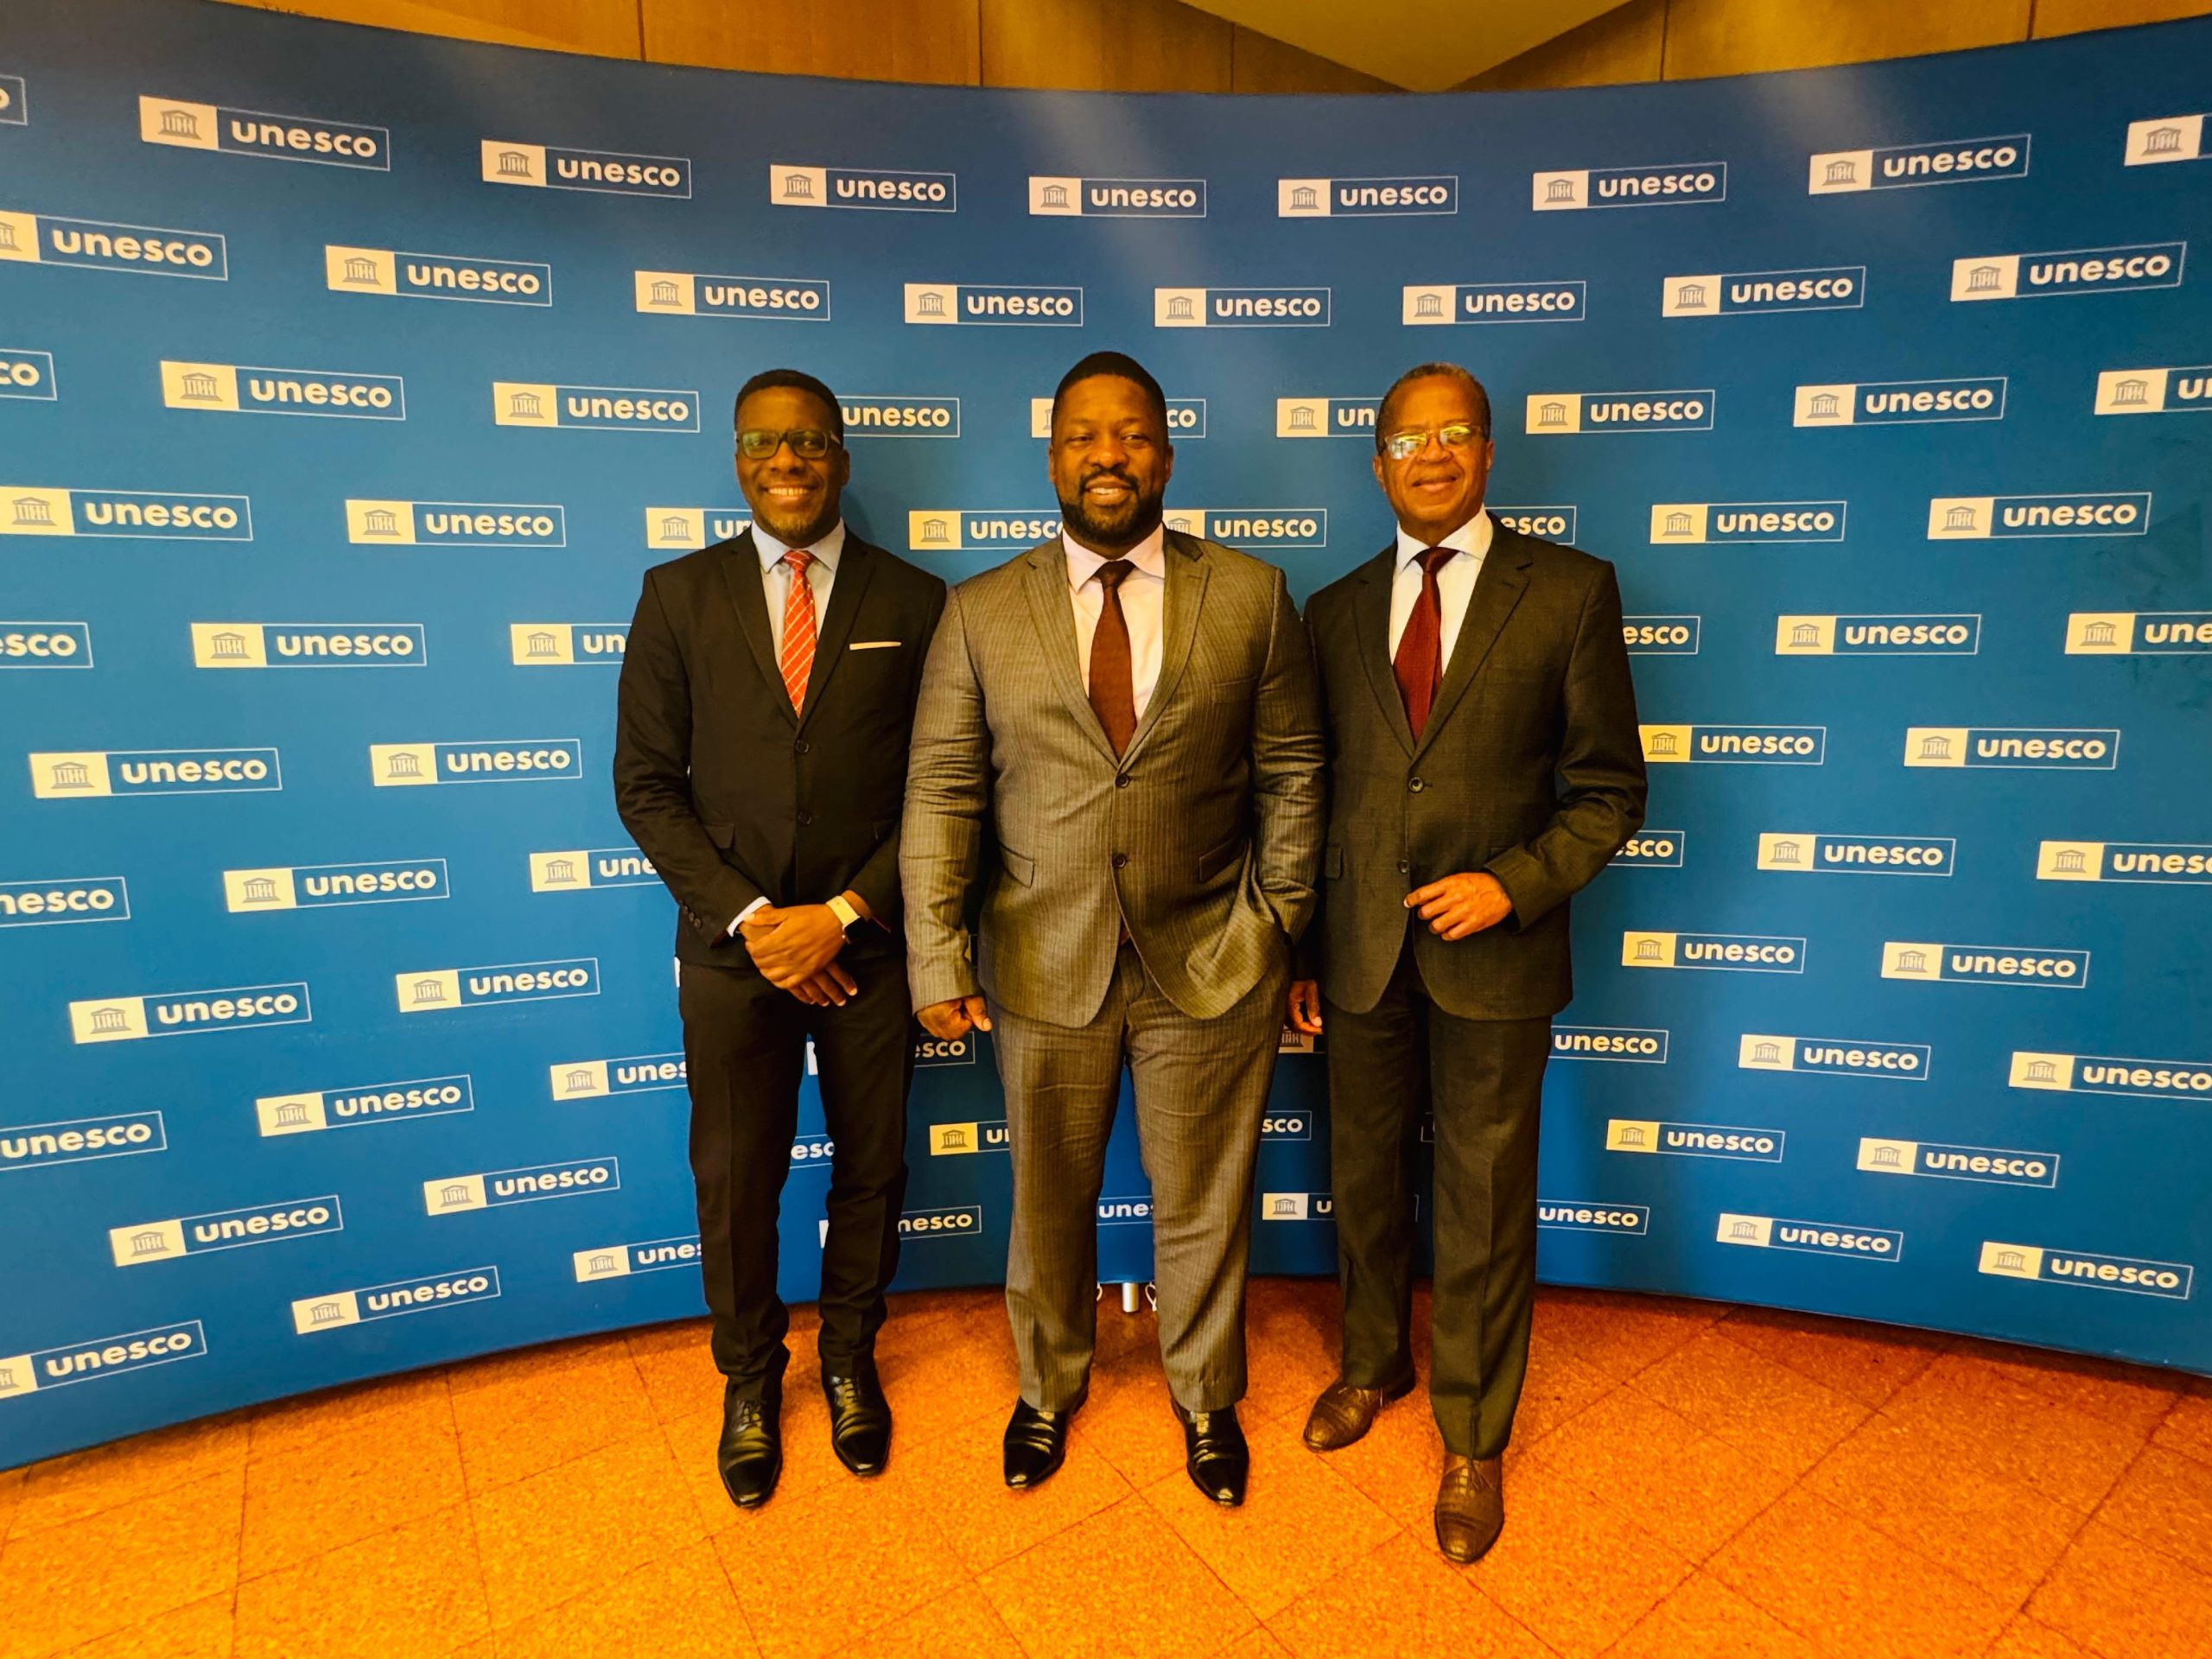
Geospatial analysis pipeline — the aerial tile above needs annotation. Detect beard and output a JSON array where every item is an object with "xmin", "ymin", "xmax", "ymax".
[
  {"xmin": 1058, "ymin": 467, "xmax": 1165, "ymax": 550},
  {"xmin": 753, "ymin": 494, "xmax": 838, "ymax": 549}
]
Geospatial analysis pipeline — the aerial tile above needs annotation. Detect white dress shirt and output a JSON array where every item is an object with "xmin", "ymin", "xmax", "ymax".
[
  {"xmin": 1064, "ymin": 522, "xmax": 1167, "ymax": 721},
  {"xmin": 1387, "ymin": 508, "xmax": 1493, "ymax": 671},
  {"xmin": 753, "ymin": 518, "xmax": 845, "ymax": 655},
  {"xmin": 730, "ymin": 518, "xmax": 846, "ymax": 933}
]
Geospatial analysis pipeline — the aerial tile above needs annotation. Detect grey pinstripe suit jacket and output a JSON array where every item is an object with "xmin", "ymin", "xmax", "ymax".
[{"xmin": 901, "ymin": 529, "xmax": 1325, "ymax": 1027}]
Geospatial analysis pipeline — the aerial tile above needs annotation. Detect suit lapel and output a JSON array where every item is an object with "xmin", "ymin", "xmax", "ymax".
[
  {"xmin": 795, "ymin": 537, "xmax": 877, "ymax": 730},
  {"xmin": 1119, "ymin": 531, "xmax": 1208, "ymax": 767},
  {"xmin": 1020, "ymin": 539, "xmax": 1118, "ymax": 765},
  {"xmin": 716, "ymin": 531, "xmax": 794, "ymax": 728},
  {"xmin": 1351, "ymin": 545, "xmax": 1416, "ymax": 757},
  {"xmin": 1413, "ymin": 525, "xmax": 1534, "ymax": 760}
]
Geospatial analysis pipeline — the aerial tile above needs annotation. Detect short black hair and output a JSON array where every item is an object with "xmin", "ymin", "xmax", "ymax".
[
  {"xmin": 1049, "ymin": 350, "xmax": 1168, "ymax": 435},
  {"xmin": 1376, "ymin": 362, "xmax": 1491, "ymax": 451},
  {"xmin": 734, "ymin": 368, "xmax": 842, "ymax": 440}
]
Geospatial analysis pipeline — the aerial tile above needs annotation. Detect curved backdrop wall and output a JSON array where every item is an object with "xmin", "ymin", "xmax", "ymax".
[{"xmin": 3, "ymin": 0, "xmax": 2209, "ymax": 1467}]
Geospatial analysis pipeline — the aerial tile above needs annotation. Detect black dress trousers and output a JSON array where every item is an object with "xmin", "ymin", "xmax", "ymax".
[
  {"xmin": 677, "ymin": 939, "xmax": 912, "ymax": 1397},
  {"xmin": 1323, "ymin": 939, "xmax": 1552, "ymax": 1459}
]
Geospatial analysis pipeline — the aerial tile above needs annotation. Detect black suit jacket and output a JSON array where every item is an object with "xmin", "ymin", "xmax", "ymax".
[
  {"xmin": 1304, "ymin": 522, "xmax": 1647, "ymax": 1020},
  {"xmin": 613, "ymin": 529, "xmax": 947, "ymax": 966}
]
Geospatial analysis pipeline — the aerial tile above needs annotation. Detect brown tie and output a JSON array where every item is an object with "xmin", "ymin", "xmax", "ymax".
[
  {"xmin": 1088, "ymin": 558, "xmax": 1137, "ymax": 755},
  {"xmin": 1392, "ymin": 546, "xmax": 1458, "ymax": 740}
]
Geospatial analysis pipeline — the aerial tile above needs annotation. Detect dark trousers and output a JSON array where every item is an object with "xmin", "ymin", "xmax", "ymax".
[
  {"xmin": 1323, "ymin": 941, "xmax": 1550, "ymax": 1459},
  {"xmin": 677, "ymin": 946, "xmax": 913, "ymax": 1398}
]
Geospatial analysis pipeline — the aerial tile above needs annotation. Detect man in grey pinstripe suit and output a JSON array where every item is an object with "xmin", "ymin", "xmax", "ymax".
[{"xmin": 902, "ymin": 352, "xmax": 1325, "ymax": 1506}]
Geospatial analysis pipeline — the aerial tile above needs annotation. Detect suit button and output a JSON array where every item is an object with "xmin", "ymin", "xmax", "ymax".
[
  {"xmin": 1116, "ymin": 774, "xmax": 1131, "ymax": 788},
  {"xmin": 793, "ymin": 739, "xmax": 810, "ymax": 755},
  {"xmin": 1409, "ymin": 776, "xmax": 1427, "ymax": 792},
  {"xmin": 1398, "ymin": 859, "xmax": 1410, "ymax": 874},
  {"xmin": 1112, "ymin": 853, "xmax": 1128, "ymax": 869},
  {"xmin": 797, "ymin": 810, "xmax": 815, "ymax": 827}
]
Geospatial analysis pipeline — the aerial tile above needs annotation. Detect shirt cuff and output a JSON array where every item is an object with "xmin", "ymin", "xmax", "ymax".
[{"xmin": 729, "ymin": 897, "xmax": 770, "ymax": 935}]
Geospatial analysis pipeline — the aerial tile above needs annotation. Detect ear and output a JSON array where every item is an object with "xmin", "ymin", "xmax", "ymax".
[{"xmin": 1370, "ymin": 450, "xmax": 1388, "ymax": 493}]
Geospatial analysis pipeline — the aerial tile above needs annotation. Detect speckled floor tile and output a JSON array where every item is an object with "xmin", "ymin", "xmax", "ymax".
[
  {"xmin": 1950, "ymin": 1338, "xmax": 2183, "ymax": 1436},
  {"xmin": 1628, "ymin": 1330, "xmax": 1869, "ymax": 1478},
  {"xmin": 1715, "ymin": 1305, "xmax": 1947, "ymax": 1409},
  {"xmin": 10, "ymin": 1415, "xmax": 248, "ymax": 1537},
  {"xmin": 1984, "ymin": 1612, "xmax": 2097, "ymax": 1659},
  {"xmin": 235, "ymin": 1502, "xmax": 488, "ymax": 1659},
  {"xmin": 451, "ymin": 1338, "xmax": 658, "ymax": 1494},
  {"xmin": 1878, "ymin": 1353, "xmax": 2146, "ymax": 1512},
  {"xmin": 245, "ymin": 1370, "xmax": 452, "ymax": 1463},
  {"xmin": 1605, "ymin": 1569, "xmax": 1821, "ymax": 1659},
  {"xmin": 240, "ymin": 1400, "xmax": 468, "ymax": 1578},
  {"xmin": 925, "ymin": 1405, "xmax": 1135, "ymax": 1574},
  {"xmin": 1266, "ymin": 1532, "xmax": 1551, "ymax": 1659},
  {"xmin": 2152, "ymin": 1390, "xmax": 2212, "ymax": 1466},
  {"xmin": 492, "ymin": 1539, "xmax": 751, "ymax": 1659},
  {"xmin": 2028, "ymin": 1517, "xmax": 2212, "ymax": 1659},
  {"xmin": 1530, "ymin": 1287, "xmax": 1725, "ymax": 1382},
  {"xmin": 845, "ymin": 1580, "xmax": 1025, "ymax": 1659},
  {"xmin": 2092, "ymin": 1444, "xmax": 2212, "ymax": 1574}
]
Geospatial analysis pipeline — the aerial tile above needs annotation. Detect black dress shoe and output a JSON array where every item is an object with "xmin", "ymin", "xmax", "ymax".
[
  {"xmin": 717, "ymin": 1383, "xmax": 782, "ymax": 1510},
  {"xmin": 824, "ymin": 1371, "xmax": 892, "ymax": 1477},
  {"xmin": 1177, "ymin": 1402, "xmax": 1249, "ymax": 1507},
  {"xmin": 1002, "ymin": 1399, "xmax": 1071, "ymax": 1490}
]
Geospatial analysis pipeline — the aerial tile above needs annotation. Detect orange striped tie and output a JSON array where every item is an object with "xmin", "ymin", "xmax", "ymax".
[{"xmin": 778, "ymin": 547, "xmax": 817, "ymax": 710}]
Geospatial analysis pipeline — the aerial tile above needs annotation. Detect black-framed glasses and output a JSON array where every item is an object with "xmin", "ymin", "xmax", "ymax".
[
  {"xmin": 1380, "ymin": 423, "xmax": 1486, "ymax": 461},
  {"xmin": 737, "ymin": 427, "xmax": 839, "ymax": 461}
]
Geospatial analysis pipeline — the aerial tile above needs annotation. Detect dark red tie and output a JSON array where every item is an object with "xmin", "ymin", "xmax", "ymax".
[
  {"xmin": 1089, "ymin": 558, "xmax": 1137, "ymax": 756},
  {"xmin": 1393, "ymin": 546, "xmax": 1458, "ymax": 739}
]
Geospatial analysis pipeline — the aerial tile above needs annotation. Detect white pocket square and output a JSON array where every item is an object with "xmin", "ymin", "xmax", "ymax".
[{"xmin": 849, "ymin": 640, "xmax": 903, "ymax": 651}]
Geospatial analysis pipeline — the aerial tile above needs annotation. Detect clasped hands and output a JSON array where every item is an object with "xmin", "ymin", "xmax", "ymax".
[
  {"xmin": 1286, "ymin": 871, "xmax": 1512, "ymax": 1036},
  {"xmin": 741, "ymin": 894, "xmax": 868, "ymax": 1007}
]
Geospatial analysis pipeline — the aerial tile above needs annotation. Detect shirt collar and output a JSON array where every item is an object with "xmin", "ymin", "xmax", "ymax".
[
  {"xmin": 754, "ymin": 518, "xmax": 846, "ymax": 574},
  {"xmin": 1062, "ymin": 520, "xmax": 1167, "ymax": 588},
  {"xmin": 1394, "ymin": 507, "xmax": 1491, "ymax": 572}
]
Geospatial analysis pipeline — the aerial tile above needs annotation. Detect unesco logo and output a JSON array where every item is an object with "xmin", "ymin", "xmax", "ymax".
[
  {"xmin": 1526, "ymin": 391, "xmax": 1712, "ymax": 434},
  {"xmin": 1951, "ymin": 243, "xmax": 2183, "ymax": 302},
  {"xmin": 773, "ymin": 163, "xmax": 955, "ymax": 211},
  {"xmin": 481, "ymin": 141, "xmax": 689, "ymax": 196},
  {"xmin": 1607, "ymin": 1120, "xmax": 1783, "ymax": 1161},
  {"xmin": 1902, "ymin": 726, "xmax": 2118, "ymax": 770},
  {"xmin": 907, "ymin": 510, "xmax": 1059, "ymax": 552},
  {"xmin": 370, "ymin": 740, "xmax": 582, "ymax": 785},
  {"xmin": 1928, "ymin": 493, "xmax": 2149, "ymax": 539},
  {"xmin": 1275, "ymin": 397, "xmax": 1376, "ymax": 439},
  {"xmin": 31, "ymin": 747, "xmax": 281, "ymax": 798},
  {"xmin": 0, "ymin": 1322, "xmax": 206, "ymax": 1402},
  {"xmin": 139, "ymin": 96, "xmax": 386, "ymax": 168},
  {"xmin": 633, "ymin": 270, "xmax": 830, "ymax": 321},
  {"xmin": 0, "ymin": 210, "xmax": 227, "ymax": 279},
  {"xmin": 1717, "ymin": 1215, "xmax": 1902, "ymax": 1262},
  {"xmin": 2065, "ymin": 611, "xmax": 2212, "ymax": 655},
  {"xmin": 1031, "ymin": 176, "xmax": 1204, "ymax": 217},
  {"xmin": 224, "ymin": 860, "xmax": 448, "ymax": 912},
  {"xmin": 1621, "ymin": 932, "xmax": 1805, "ymax": 975},
  {"xmin": 2038, "ymin": 840, "xmax": 2212, "ymax": 887},
  {"xmin": 1795, "ymin": 378, "xmax": 2006, "ymax": 426},
  {"xmin": 346, "ymin": 500, "xmax": 563, "ymax": 547},
  {"xmin": 257, "ymin": 1075, "xmax": 473, "ymax": 1137},
  {"xmin": 293, "ymin": 1268, "xmax": 499, "ymax": 1334},
  {"xmin": 425, "ymin": 1160, "xmax": 620, "ymax": 1215},
  {"xmin": 396, "ymin": 958, "xmax": 599, "ymax": 1014},
  {"xmin": 325, "ymin": 245, "xmax": 550, "ymax": 306},
  {"xmin": 906, "ymin": 283, "xmax": 1079, "ymax": 326},
  {"xmin": 2094, "ymin": 366, "xmax": 2212, "ymax": 416},
  {"xmin": 1641, "ymin": 725, "xmax": 1825, "ymax": 765},
  {"xmin": 0, "ymin": 874, "xmax": 128, "ymax": 928},
  {"xmin": 2124, "ymin": 115, "xmax": 2209, "ymax": 166},
  {"xmin": 1740, "ymin": 1034, "xmax": 1929, "ymax": 1082},
  {"xmin": 1279, "ymin": 175, "xmax": 1456, "ymax": 217},
  {"xmin": 109, "ymin": 1196, "xmax": 341, "ymax": 1267},
  {"xmin": 1859, "ymin": 1139, "xmax": 2055, "ymax": 1188},
  {"xmin": 0, "ymin": 621, "xmax": 92, "ymax": 667},
  {"xmin": 1661, "ymin": 267, "xmax": 1863, "ymax": 316},
  {"xmin": 1756, "ymin": 832, "xmax": 1954, "ymax": 877},
  {"xmin": 1980, "ymin": 1243, "xmax": 2191, "ymax": 1300},
  {"xmin": 843, "ymin": 396, "xmax": 958, "ymax": 436},
  {"xmin": 2010, "ymin": 1050, "xmax": 2212, "ymax": 1103},
  {"xmin": 550, "ymin": 1052, "xmax": 686, "ymax": 1101},
  {"xmin": 1155, "ymin": 287, "xmax": 1328, "ymax": 327},
  {"xmin": 1622, "ymin": 617, "xmax": 1699, "ymax": 655},
  {"xmin": 1553, "ymin": 1026, "xmax": 1669, "ymax": 1063},
  {"xmin": 1881, "ymin": 941, "xmax": 2089, "ymax": 988},
  {"xmin": 2, "ymin": 1109, "xmax": 165, "ymax": 1171},
  {"xmin": 1163, "ymin": 508, "xmax": 1326, "ymax": 549},
  {"xmin": 1402, "ymin": 282, "xmax": 1585, "ymax": 325},
  {"xmin": 69, "ymin": 983, "xmax": 310, "ymax": 1044},
  {"xmin": 1777, "ymin": 615, "xmax": 1980, "ymax": 656},
  {"xmin": 530, "ymin": 847, "xmax": 656, "ymax": 891},
  {"xmin": 1539, "ymin": 1202, "xmax": 1649, "ymax": 1235},
  {"xmin": 493, "ymin": 382, "xmax": 696, "ymax": 433},
  {"xmin": 0, "ymin": 346, "xmax": 55, "ymax": 401},
  {"xmin": 1808, "ymin": 134, "xmax": 2029, "ymax": 194},
  {"xmin": 1, "ymin": 489, "xmax": 251, "ymax": 540},
  {"xmin": 1532, "ymin": 162, "xmax": 1725, "ymax": 210},
  {"xmin": 162, "ymin": 360, "xmax": 403, "ymax": 419},
  {"xmin": 645, "ymin": 507, "xmax": 750, "ymax": 550},
  {"xmin": 1650, "ymin": 502, "xmax": 1844, "ymax": 543},
  {"xmin": 194, "ymin": 623, "xmax": 424, "ymax": 669},
  {"xmin": 1491, "ymin": 506, "xmax": 1577, "ymax": 542},
  {"xmin": 573, "ymin": 1237, "xmax": 698, "ymax": 1282},
  {"xmin": 510, "ymin": 625, "xmax": 626, "ymax": 667},
  {"xmin": 1611, "ymin": 833, "xmax": 1686, "ymax": 868}
]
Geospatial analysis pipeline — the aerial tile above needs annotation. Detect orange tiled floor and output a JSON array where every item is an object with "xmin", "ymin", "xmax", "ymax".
[{"xmin": 3, "ymin": 1281, "xmax": 2208, "ymax": 1659}]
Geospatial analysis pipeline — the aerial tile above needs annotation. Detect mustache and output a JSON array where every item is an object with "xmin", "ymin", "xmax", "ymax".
[{"xmin": 1079, "ymin": 466, "xmax": 1137, "ymax": 489}]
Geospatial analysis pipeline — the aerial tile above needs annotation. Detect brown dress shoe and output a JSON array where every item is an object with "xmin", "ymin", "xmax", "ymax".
[
  {"xmin": 1434, "ymin": 1454, "xmax": 1504, "ymax": 1564},
  {"xmin": 1302, "ymin": 1376, "xmax": 1414, "ymax": 1452}
]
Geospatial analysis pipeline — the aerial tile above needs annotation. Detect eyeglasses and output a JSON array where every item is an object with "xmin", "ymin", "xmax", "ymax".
[
  {"xmin": 1380, "ymin": 423, "xmax": 1486, "ymax": 461},
  {"xmin": 737, "ymin": 427, "xmax": 838, "ymax": 461}
]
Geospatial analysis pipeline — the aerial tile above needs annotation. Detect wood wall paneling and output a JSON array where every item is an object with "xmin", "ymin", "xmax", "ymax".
[
  {"xmin": 1660, "ymin": 0, "xmax": 2030, "ymax": 78},
  {"xmin": 1228, "ymin": 24, "xmax": 1396, "ymax": 94},
  {"xmin": 978, "ymin": 0, "xmax": 1231, "ymax": 92},
  {"xmin": 641, "ymin": 0, "xmax": 979, "ymax": 82},
  {"xmin": 1459, "ymin": 0, "xmax": 1665, "ymax": 90},
  {"xmin": 210, "ymin": 0, "xmax": 643, "ymax": 58}
]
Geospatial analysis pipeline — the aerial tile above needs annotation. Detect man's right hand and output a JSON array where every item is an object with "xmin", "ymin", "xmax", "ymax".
[
  {"xmin": 785, "ymin": 963, "xmax": 860, "ymax": 1007},
  {"xmin": 917, "ymin": 995, "xmax": 993, "ymax": 1039}
]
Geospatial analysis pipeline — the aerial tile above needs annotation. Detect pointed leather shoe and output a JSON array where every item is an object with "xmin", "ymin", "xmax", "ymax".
[
  {"xmin": 717, "ymin": 1384, "xmax": 782, "ymax": 1510},
  {"xmin": 824, "ymin": 1371, "xmax": 892, "ymax": 1477},
  {"xmin": 1302, "ymin": 1375, "xmax": 1415, "ymax": 1452},
  {"xmin": 1434, "ymin": 1454, "xmax": 1505, "ymax": 1563},
  {"xmin": 1002, "ymin": 1400, "xmax": 1071, "ymax": 1490},
  {"xmin": 1177, "ymin": 1403, "xmax": 1249, "ymax": 1507}
]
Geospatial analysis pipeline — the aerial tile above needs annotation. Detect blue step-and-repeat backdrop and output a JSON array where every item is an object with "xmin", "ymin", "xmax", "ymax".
[{"xmin": 4, "ymin": 0, "xmax": 2209, "ymax": 1467}]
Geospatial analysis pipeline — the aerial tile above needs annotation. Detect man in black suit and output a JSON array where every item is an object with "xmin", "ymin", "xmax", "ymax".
[
  {"xmin": 614, "ymin": 368, "xmax": 945, "ymax": 1510},
  {"xmin": 1288, "ymin": 362, "xmax": 1645, "ymax": 1563}
]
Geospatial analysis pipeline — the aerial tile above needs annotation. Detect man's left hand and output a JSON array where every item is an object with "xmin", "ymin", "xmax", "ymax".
[
  {"xmin": 742, "ymin": 903, "xmax": 849, "ymax": 982},
  {"xmin": 1407, "ymin": 872, "xmax": 1513, "ymax": 941}
]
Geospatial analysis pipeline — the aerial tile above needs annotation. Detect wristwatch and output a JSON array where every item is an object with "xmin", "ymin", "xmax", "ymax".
[{"xmin": 825, "ymin": 894, "xmax": 861, "ymax": 934}]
